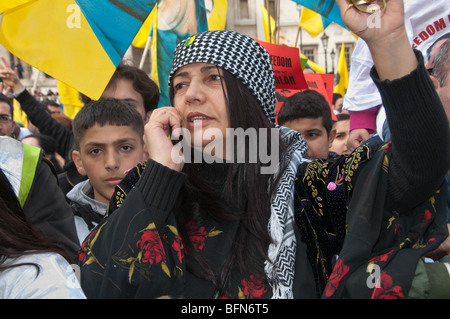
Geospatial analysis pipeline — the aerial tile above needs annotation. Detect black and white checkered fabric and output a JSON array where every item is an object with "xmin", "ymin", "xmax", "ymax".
[{"xmin": 169, "ymin": 30, "xmax": 276, "ymax": 125}]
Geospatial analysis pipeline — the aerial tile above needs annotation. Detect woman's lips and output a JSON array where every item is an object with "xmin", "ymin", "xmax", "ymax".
[{"xmin": 186, "ymin": 112, "xmax": 212, "ymax": 129}]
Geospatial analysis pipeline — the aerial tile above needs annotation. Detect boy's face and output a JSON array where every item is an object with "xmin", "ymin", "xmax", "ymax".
[
  {"xmin": 101, "ymin": 79, "xmax": 148, "ymax": 122},
  {"xmin": 72, "ymin": 124, "xmax": 145, "ymax": 204},
  {"xmin": 283, "ymin": 116, "xmax": 336, "ymax": 160},
  {"xmin": 330, "ymin": 119, "xmax": 350, "ymax": 155},
  {"xmin": 47, "ymin": 104, "xmax": 63, "ymax": 115},
  {"xmin": 0, "ymin": 102, "xmax": 14, "ymax": 137}
]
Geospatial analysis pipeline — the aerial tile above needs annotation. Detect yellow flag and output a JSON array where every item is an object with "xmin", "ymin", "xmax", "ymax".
[
  {"xmin": 0, "ymin": 0, "xmax": 116, "ymax": 100},
  {"xmin": 0, "ymin": 0, "xmax": 34, "ymax": 13},
  {"xmin": 208, "ymin": 0, "xmax": 227, "ymax": 30},
  {"xmin": 261, "ymin": 5, "xmax": 276, "ymax": 44},
  {"xmin": 299, "ymin": 7, "xmax": 325, "ymax": 38},
  {"xmin": 13, "ymin": 99, "xmax": 27, "ymax": 126},
  {"xmin": 334, "ymin": 44, "xmax": 348, "ymax": 97},
  {"xmin": 132, "ymin": 5, "xmax": 158, "ymax": 48},
  {"xmin": 58, "ymin": 81, "xmax": 83, "ymax": 119}
]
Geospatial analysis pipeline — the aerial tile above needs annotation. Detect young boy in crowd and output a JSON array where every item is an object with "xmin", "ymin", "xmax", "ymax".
[
  {"xmin": 0, "ymin": 60, "xmax": 160, "ymax": 197},
  {"xmin": 332, "ymin": 93, "xmax": 344, "ymax": 114},
  {"xmin": 68, "ymin": 98, "xmax": 146, "ymax": 244},
  {"xmin": 277, "ymin": 89, "xmax": 336, "ymax": 160},
  {"xmin": 330, "ymin": 113, "xmax": 351, "ymax": 155}
]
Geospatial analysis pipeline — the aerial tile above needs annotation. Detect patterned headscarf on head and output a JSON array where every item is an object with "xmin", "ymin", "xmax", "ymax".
[{"xmin": 168, "ymin": 30, "xmax": 276, "ymax": 125}]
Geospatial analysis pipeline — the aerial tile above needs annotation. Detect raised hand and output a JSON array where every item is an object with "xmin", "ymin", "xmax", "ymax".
[
  {"xmin": 144, "ymin": 106, "xmax": 185, "ymax": 172},
  {"xmin": 336, "ymin": 0, "xmax": 416, "ymax": 81},
  {"xmin": 0, "ymin": 57, "xmax": 24, "ymax": 93},
  {"xmin": 336, "ymin": 0, "xmax": 405, "ymax": 44}
]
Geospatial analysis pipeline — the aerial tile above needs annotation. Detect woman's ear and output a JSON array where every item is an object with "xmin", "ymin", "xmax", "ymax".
[{"xmin": 72, "ymin": 150, "xmax": 87, "ymax": 176}]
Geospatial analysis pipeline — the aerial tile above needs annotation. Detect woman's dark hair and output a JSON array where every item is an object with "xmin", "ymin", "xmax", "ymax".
[
  {"xmin": 0, "ymin": 169, "xmax": 72, "ymax": 274},
  {"xmin": 169, "ymin": 68, "xmax": 288, "ymax": 296}
]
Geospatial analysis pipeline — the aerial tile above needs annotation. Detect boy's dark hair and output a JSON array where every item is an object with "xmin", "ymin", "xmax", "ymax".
[
  {"xmin": 80, "ymin": 63, "xmax": 160, "ymax": 113},
  {"xmin": 332, "ymin": 93, "xmax": 342, "ymax": 105},
  {"xmin": 72, "ymin": 98, "xmax": 144, "ymax": 149},
  {"xmin": 277, "ymin": 89, "xmax": 334, "ymax": 135},
  {"xmin": 41, "ymin": 99, "xmax": 62, "ymax": 113},
  {"xmin": 336, "ymin": 112, "xmax": 350, "ymax": 122}
]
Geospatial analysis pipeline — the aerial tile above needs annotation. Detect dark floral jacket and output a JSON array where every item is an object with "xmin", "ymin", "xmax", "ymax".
[
  {"xmin": 78, "ymin": 161, "xmax": 273, "ymax": 299},
  {"xmin": 294, "ymin": 143, "xmax": 448, "ymax": 298}
]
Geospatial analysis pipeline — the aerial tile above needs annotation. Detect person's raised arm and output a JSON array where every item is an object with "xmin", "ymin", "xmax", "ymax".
[
  {"xmin": 337, "ymin": 0, "xmax": 417, "ymax": 81},
  {"xmin": 336, "ymin": 0, "xmax": 449, "ymax": 210},
  {"xmin": 0, "ymin": 57, "xmax": 25, "ymax": 95},
  {"xmin": 0, "ymin": 57, "xmax": 73, "ymax": 159}
]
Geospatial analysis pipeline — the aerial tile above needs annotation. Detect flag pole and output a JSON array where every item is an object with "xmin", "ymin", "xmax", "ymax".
[
  {"xmin": 295, "ymin": 6, "xmax": 303, "ymax": 51},
  {"xmin": 295, "ymin": 26, "xmax": 300, "ymax": 48},
  {"xmin": 32, "ymin": 68, "xmax": 41, "ymax": 93},
  {"xmin": 299, "ymin": 25, "xmax": 303, "ymax": 53},
  {"xmin": 265, "ymin": 0, "xmax": 272, "ymax": 43},
  {"xmin": 139, "ymin": 35, "xmax": 152, "ymax": 70},
  {"xmin": 276, "ymin": 0, "xmax": 280, "ymax": 44}
]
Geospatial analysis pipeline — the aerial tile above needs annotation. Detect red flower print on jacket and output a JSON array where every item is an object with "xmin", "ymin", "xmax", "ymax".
[
  {"xmin": 369, "ymin": 249, "xmax": 394, "ymax": 264},
  {"xmin": 137, "ymin": 230, "xmax": 166, "ymax": 265},
  {"xmin": 371, "ymin": 272, "xmax": 404, "ymax": 299},
  {"xmin": 78, "ymin": 229, "xmax": 97, "ymax": 263},
  {"xmin": 240, "ymin": 274, "xmax": 267, "ymax": 298},
  {"xmin": 324, "ymin": 258, "xmax": 350, "ymax": 298},
  {"xmin": 422, "ymin": 210, "xmax": 432, "ymax": 223},
  {"xmin": 418, "ymin": 209, "xmax": 434, "ymax": 233},
  {"xmin": 172, "ymin": 235, "xmax": 184, "ymax": 264},
  {"xmin": 185, "ymin": 221, "xmax": 207, "ymax": 252}
]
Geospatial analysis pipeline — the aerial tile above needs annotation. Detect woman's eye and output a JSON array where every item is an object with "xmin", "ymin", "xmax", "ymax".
[
  {"xmin": 210, "ymin": 74, "xmax": 222, "ymax": 81},
  {"xmin": 173, "ymin": 82, "xmax": 187, "ymax": 92}
]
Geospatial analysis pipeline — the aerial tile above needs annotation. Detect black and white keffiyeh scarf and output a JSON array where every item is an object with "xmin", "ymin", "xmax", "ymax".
[{"xmin": 266, "ymin": 126, "xmax": 308, "ymax": 298}]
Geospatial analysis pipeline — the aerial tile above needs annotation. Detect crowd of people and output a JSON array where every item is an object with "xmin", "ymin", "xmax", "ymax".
[{"xmin": 0, "ymin": 0, "xmax": 449, "ymax": 299}]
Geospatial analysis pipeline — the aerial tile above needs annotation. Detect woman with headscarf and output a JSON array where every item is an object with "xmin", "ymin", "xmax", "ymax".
[{"xmin": 79, "ymin": 0, "xmax": 449, "ymax": 299}]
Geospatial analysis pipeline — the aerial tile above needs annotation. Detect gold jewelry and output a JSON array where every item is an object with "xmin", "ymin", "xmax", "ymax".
[
  {"xmin": 346, "ymin": 0, "xmax": 386, "ymax": 13},
  {"xmin": 344, "ymin": 3, "xmax": 355, "ymax": 16}
]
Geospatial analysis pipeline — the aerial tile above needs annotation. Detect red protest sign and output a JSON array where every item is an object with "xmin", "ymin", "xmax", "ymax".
[
  {"xmin": 275, "ymin": 74, "xmax": 337, "ymax": 124},
  {"xmin": 304, "ymin": 73, "xmax": 337, "ymax": 121},
  {"xmin": 321, "ymin": 73, "xmax": 335, "ymax": 106},
  {"xmin": 275, "ymin": 89, "xmax": 300, "ymax": 124},
  {"xmin": 256, "ymin": 40, "xmax": 308, "ymax": 91}
]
